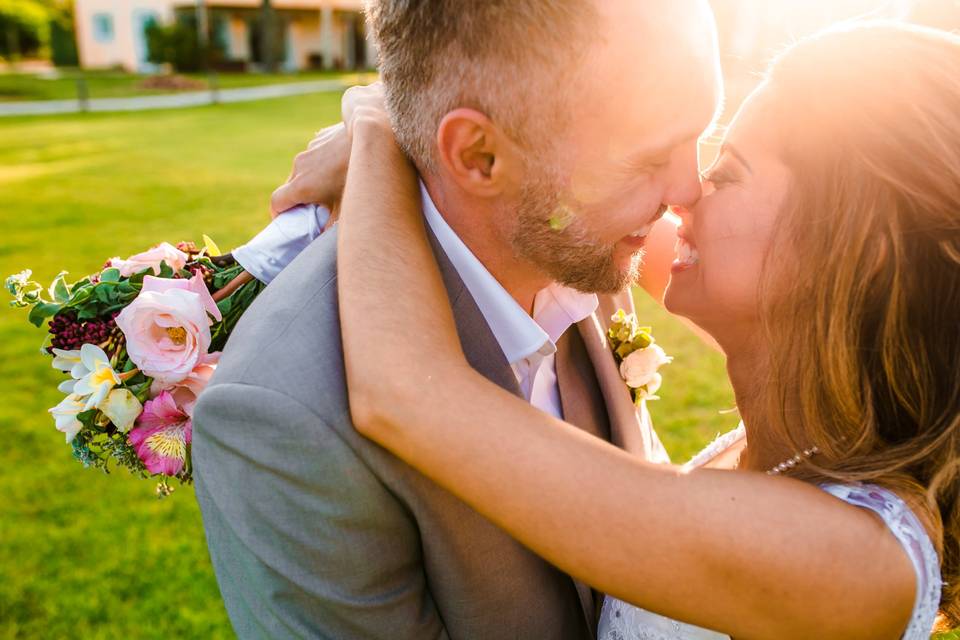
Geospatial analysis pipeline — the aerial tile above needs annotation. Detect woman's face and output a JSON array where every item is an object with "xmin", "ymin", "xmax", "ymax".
[{"xmin": 663, "ymin": 85, "xmax": 793, "ymax": 346}]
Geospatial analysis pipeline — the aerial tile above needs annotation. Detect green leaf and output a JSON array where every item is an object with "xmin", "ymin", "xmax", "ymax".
[
  {"xmin": 51, "ymin": 272, "xmax": 71, "ymax": 303},
  {"xmin": 76, "ymin": 307, "xmax": 99, "ymax": 321},
  {"xmin": 127, "ymin": 268, "xmax": 149, "ymax": 285},
  {"xmin": 157, "ymin": 261, "xmax": 174, "ymax": 279},
  {"xmin": 28, "ymin": 302, "xmax": 62, "ymax": 327},
  {"xmin": 95, "ymin": 285, "xmax": 114, "ymax": 304},
  {"xmin": 216, "ymin": 296, "xmax": 233, "ymax": 316},
  {"xmin": 99, "ymin": 268, "xmax": 121, "ymax": 283}
]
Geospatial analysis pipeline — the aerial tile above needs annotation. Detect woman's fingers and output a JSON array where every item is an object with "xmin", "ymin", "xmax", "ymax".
[
  {"xmin": 268, "ymin": 82, "xmax": 389, "ymax": 219},
  {"xmin": 270, "ymin": 122, "xmax": 351, "ymax": 218},
  {"xmin": 342, "ymin": 83, "xmax": 389, "ymax": 136},
  {"xmin": 308, "ymin": 123, "xmax": 346, "ymax": 149}
]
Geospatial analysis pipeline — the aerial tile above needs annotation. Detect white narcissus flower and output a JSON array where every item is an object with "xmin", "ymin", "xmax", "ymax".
[
  {"xmin": 72, "ymin": 343, "xmax": 121, "ymax": 411},
  {"xmin": 52, "ymin": 348, "xmax": 86, "ymax": 377},
  {"xmin": 49, "ymin": 393, "xmax": 86, "ymax": 442},
  {"xmin": 52, "ymin": 348, "xmax": 88, "ymax": 394},
  {"xmin": 619, "ymin": 344, "xmax": 672, "ymax": 390},
  {"xmin": 100, "ymin": 388, "xmax": 143, "ymax": 433}
]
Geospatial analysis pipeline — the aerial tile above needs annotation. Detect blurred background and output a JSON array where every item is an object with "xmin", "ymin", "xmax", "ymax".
[{"xmin": 1, "ymin": 1, "xmax": 958, "ymax": 637}]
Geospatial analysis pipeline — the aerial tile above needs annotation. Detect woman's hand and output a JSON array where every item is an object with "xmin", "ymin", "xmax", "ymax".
[
  {"xmin": 270, "ymin": 83, "xmax": 392, "ymax": 222},
  {"xmin": 270, "ymin": 122, "xmax": 350, "ymax": 221}
]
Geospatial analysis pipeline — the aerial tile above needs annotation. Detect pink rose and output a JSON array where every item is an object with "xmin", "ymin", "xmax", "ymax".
[
  {"xmin": 108, "ymin": 242, "xmax": 189, "ymax": 277},
  {"xmin": 150, "ymin": 352, "xmax": 220, "ymax": 417},
  {"xmin": 116, "ymin": 272, "xmax": 222, "ymax": 386}
]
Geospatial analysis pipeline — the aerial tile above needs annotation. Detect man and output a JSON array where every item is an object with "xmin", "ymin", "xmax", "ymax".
[{"xmin": 192, "ymin": 1, "xmax": 722, "ymax": 638}]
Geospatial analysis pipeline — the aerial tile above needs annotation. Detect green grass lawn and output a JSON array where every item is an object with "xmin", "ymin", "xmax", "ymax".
[
  {"xmin": 0, "ymin": 68, "xmax": 377, "ymax": 102},
  {"xmin": 13, "ymin": 94, "xmax": 938, "ymax": 637}
]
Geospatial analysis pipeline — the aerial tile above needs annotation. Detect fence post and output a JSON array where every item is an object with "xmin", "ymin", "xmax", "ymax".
[
  {"xmin": 76, "ymin": 74, "xmax": 89, "ymax": 112},
  {"xmin": 209, "ymin": 69, "xmax": 220, "ymax": 105}
]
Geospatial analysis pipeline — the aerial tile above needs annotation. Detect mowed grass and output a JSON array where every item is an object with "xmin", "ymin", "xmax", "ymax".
[{"xmin": 0, "ymin": 95, "xmax": 735, "ymax": 637}]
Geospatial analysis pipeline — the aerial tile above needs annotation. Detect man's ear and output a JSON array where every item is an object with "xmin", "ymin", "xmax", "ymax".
[{"xmin": 435, "ymin": 108, "xmax": 521, "ymax": 197}]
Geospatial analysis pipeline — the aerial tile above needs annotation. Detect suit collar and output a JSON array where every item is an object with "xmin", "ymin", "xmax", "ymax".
[{"xmin": 420, "ymin": 181, "xmax": 597, "ymax": 367}]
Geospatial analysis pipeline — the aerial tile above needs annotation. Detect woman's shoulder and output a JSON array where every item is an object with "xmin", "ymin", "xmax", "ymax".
[{"xmin": 820, "ymin": 482, "xmax": 942, "ymax": 640}]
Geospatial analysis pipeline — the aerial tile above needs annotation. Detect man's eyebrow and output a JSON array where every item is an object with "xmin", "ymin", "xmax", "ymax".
[
  {"xmin": 722, "ymin": 143, "xmax": 753, "ymax": 174},
  {"xmin": 629, "ymin": 131, "xmax": 702, "ymax": 167}
]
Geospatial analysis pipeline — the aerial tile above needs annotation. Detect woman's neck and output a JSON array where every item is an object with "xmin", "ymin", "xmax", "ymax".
[{"xmin": 724, "ymin": 340, "xmax": 795, "ymax": 473}]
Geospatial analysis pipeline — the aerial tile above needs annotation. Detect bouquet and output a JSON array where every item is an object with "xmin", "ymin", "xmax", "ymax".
[
  {"xmin": 6, "ymin": 238, "xmax": 265, "ymax": 497},
  {"xmin": 6, "ymin": 205, "xmax": 328, "ymax": 496}
]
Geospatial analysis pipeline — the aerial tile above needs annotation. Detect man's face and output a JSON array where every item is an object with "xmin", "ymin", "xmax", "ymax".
[{"xmin": 507, "ymin": 0, "xmax": 722, "ymax": 294}]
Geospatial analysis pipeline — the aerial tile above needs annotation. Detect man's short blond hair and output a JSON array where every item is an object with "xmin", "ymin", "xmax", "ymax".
[{"xmin": 366, "ymin": 0, "xmax": 599, "ymax": 173}]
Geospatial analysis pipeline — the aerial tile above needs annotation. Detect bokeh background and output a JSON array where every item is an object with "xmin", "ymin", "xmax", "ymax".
[{"xmin": 2, "ymin": 1, "xmax": 958, "ymax": 637}]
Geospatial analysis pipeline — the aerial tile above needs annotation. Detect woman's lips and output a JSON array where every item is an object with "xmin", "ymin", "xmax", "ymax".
[{"xmin": 672, "ymin": 228, "xmax": 700, "ymax": 273}]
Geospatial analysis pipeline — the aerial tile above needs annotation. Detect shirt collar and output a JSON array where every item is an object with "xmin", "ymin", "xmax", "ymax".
[{"xmin": 421, "ymin": 181, "xmax": 598, "ymax": 365}]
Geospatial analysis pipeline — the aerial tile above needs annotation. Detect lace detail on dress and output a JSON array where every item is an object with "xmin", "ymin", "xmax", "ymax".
[
  {"xmin": 820, "ymin": 483, "xmax": 942, "ymax": 640},
  {"xmin": 598, "ymin": 430, "xmax": 942, "ymax": 640}
]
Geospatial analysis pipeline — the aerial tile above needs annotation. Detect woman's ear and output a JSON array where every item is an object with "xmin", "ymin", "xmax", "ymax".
[{"xmin": 435, "ymin": 108, "xmax": 521, "ymax": 197}]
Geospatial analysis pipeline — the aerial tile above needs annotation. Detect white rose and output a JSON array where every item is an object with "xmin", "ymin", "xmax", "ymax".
[{"xmin": 619, "ymin": 344, "xmax": 671, "ymax": 389}]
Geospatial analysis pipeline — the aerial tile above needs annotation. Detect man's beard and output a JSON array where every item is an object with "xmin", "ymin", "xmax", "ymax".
[{"xmin": 509, "ymin": 170, "xmax": 644, "ymax": 295}]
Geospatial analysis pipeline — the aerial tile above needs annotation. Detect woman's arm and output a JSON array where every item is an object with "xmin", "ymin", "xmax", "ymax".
[{"xmin": 336, "ymin": 121, "xmax": 915, "ymax": 640}]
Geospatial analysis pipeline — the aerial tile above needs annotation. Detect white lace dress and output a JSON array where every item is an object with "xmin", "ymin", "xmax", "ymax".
[{"xmin": 597, "ymin": 427, "xmax": 943, "ymax": 640}]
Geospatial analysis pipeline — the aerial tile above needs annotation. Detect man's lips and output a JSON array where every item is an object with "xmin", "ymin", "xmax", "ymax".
[{"xmin": 619, "ymin": 205, "xmax": 669, "ymax": 248}]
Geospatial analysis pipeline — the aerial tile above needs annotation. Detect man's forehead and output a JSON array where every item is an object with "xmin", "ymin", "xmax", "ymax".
[{"xmin": 572, "ymin": 0, "xmax": 722, "ymax": 150}]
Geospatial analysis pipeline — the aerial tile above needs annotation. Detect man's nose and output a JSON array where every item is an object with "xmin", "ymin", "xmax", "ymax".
[{"xmin": 661, "ymin": 147, "xmax": 702, "ymax": 209}]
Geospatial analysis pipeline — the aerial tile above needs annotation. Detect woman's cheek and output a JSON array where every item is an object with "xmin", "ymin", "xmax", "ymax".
[{"xmin": 702, "ymin": 240, "xmax": 764, "ymax": 315}]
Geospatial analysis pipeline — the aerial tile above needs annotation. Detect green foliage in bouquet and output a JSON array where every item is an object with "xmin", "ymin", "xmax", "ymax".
[{"xmin": 6, "ymin": 240, "xmax": 264, "ymax": 497}]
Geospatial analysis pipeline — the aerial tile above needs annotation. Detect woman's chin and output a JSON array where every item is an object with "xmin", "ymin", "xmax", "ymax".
[{"xmin": 663, "ymin": 271, "xmax": 701, "ymax": 317}]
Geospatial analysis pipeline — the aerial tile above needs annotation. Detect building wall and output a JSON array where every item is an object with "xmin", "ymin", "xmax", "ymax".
[
  {"xmin": 75, "ymin": 0, "xmax": 372, "ymax": 72},
  {"xmin": 75, "ymin": 0, "xmax": 176, "ymax": 71}
]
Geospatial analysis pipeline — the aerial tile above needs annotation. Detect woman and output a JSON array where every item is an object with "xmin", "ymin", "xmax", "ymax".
[{"xmin": 316, "ymin": 23, "xmax": 959, "ymax": 639}]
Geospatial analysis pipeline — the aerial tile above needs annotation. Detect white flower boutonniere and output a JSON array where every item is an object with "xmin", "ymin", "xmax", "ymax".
[{"xmin": 608, "ymin": 309, "xmax": 672, "ymax": 404}]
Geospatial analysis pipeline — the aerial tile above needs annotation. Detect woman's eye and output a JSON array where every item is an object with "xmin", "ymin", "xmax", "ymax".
[{"xmin": 700, "ymin": 168, "xmax": 735, "ymax": 191}]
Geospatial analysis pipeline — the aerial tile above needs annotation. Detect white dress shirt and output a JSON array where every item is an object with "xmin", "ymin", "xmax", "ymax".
[{"xmin": 421, "ymin": 183, "xmax": 598, "ymax": 419}]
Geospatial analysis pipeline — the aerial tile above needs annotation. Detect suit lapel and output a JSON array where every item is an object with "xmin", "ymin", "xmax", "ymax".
[
  {"xmin": 429, "ymin": 231, "xmax": 604, "ymax": 633},
  {"xmin": 428, "ymin": 231, "xmax": 523, "ymax": 399},
  {"xmin": 576, "ymin": 291, "xmax": 658, "ymax": 459},
  {"xmin": 554, "ymin": 328, "xmax": 613, "ymax": 634},
  {"xmin": 555, "ymin": 330, "xmax": 611, "ymax": 444}
]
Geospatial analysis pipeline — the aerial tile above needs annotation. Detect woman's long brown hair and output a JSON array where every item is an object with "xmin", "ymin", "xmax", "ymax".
[{"xmin": 757, "ymin": 23, "xmax": 960, "ymax": 628}]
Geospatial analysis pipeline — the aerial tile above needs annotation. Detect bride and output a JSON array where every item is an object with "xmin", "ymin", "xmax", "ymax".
[{"xmin": 278, "ymin": 22, "xmax": 958, "ymax": 639}]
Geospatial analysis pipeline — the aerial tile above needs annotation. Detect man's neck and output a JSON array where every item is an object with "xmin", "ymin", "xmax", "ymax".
[{"xmin": 423, "ymin": 177, "xmax": 549, "ymax": 315}]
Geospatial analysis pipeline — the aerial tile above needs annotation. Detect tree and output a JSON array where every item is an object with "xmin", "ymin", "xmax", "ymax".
[
  {"xmin": 259, "ymin": 0, "xmax": 278, "ymax": 72},
  {"xmin": 0, "ymin": 0, "xmax": 49, "ymax": 61}
]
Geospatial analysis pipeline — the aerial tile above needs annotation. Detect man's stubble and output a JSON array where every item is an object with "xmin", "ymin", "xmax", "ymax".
[{"xmin": 508, "ymin": 164, "xmax": 644, "ymax": 295}]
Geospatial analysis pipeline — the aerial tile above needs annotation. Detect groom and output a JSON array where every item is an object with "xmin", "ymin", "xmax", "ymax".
[{"xmin": 193, "ymin": 0, "xmax": 722, "ymax": 638}]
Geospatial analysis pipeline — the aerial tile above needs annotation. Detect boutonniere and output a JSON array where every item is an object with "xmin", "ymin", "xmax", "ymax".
[{"xmin": 608, "ymin": 309, "xmax": 672, "ymax": 404}]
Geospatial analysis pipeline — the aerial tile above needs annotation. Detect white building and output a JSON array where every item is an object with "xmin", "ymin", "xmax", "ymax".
[{"xmin": 74, "ymin": 0, "xmax": 376, "ymax": 73}]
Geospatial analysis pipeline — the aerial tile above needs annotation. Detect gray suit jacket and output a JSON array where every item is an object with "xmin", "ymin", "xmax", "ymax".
[{"xmin": 193, "ymin": 226, "xmax": 666, "ymax": 639}]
